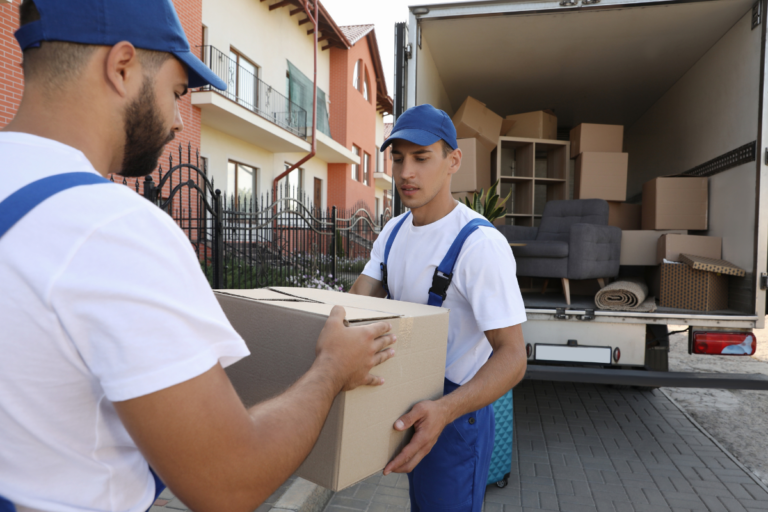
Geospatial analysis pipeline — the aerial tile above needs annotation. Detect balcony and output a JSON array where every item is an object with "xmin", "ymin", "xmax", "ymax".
[
  {"xmin": 193, "ymin": 46, "xmax": 358, "ymax": 164},
  {"xmin": 374, "ymin": 172, "xmax": 393, "ymax": 190}
]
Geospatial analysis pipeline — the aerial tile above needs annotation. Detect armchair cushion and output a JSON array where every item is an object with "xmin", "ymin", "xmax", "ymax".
[
  {"xmin": 496, "ymin": 224, "xmax": 538, "ymax": 242},
  {"xmin": 538, "ymin": 199, "xmax": 609, "ymax": 243},
  {"xmin": 567, "ymin": 223, "xmax": 622, "ymax": 280},
  {"xmin": 512, "ymin": 241, "xmax": 569, "ymax": 259}
]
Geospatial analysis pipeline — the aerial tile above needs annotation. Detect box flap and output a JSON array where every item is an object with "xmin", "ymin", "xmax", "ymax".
[
  {"xmin": 270, "ymin": 288, "xmax": 447, "ymax": 318},
  {"xmin": 256, "ymin": 300, "xmax": 402, "ymax": 322},
  {"xmin": 215, "ymin": 289, "xmax": 307, "ymax": 301},
  {"xmin": 680, "ymin": 254, "xmax": 745, "ymax": 277}
]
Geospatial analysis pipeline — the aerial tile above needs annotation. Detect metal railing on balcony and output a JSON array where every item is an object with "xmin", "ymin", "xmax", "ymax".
[{"xmin": 198, "ymin": 45, "xmax": 308, "ymax": 139}]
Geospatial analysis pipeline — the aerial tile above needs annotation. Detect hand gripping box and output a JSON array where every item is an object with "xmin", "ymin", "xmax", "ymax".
[{"xmin": 213, "ymin": 287, "xmax": 449, "ymax": 491}]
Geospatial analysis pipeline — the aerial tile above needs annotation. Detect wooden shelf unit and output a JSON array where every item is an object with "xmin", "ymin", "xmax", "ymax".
[{"xmin": 491, "ymin": 136, "xmax": 570, "ymax": 227}]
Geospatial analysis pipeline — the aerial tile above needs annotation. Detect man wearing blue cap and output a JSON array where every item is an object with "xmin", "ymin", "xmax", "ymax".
[
  {"xmin": 350, "ymin": 104, "xmax": 528, "ymax": 510},
  {"xmin": 0, "ymin": 2, "xmax": 397, "ymax": 511}
]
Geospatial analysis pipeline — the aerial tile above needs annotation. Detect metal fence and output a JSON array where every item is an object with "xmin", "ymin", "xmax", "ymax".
[
  {"xmin": 116, "ymin": 145, "xmax": 391, "ymax": 291},
  {"xmin": 198, "ymin": 45, "xmax": 308, "ymax": 139}
]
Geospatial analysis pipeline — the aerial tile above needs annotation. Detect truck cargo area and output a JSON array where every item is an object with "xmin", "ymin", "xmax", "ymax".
[{"xmin": 406, "ymin": 0, "xmax": 766, "ymax": 328}]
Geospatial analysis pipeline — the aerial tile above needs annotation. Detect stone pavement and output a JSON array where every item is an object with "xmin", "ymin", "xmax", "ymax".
[
  {"xmin": 149, "ymin": 380, "xmax": 768, "ymax": 512},
  {"xmin": 149, "ymin": 476, "xmax": 295, "ymax": 512},
  {"xmin": 324, "ymin": 381, "xmax": 768, "ymax": 512}
]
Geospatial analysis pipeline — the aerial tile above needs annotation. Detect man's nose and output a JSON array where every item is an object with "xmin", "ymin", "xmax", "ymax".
[{"xmin": 172, "ymin": 102, "xmax": 184, "ymax": 133}]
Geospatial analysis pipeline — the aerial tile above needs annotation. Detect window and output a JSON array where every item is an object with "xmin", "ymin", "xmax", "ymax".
[
  {"xmin": 227, "ymin": 160, "xmax": 256, "ymax": 211},
  {"xmin": 229, "ymin": 49, "xmax": 258, "ymax": 109},
  {"xmin": 363, "ymin": 70, "xmax": 370, "ymax": 102},
  {"xmin": 363, "ymin": 152, "xmax": 371, "ymax": 186},
  {"xmin": 376, "ymin": 197, "xmax": 381, "ymax": 218},
  {"xmin": 352, "ymin": 146, "xmax": 360, "ymax": 181},
  {"xmin": 279, "ymin": 164, "xmax": 304, "ymax": 206},
  {"xmin": 375, "ymin": 146, "xmax": 381, "ymax": 175},
  {"xmin": 353, "ymin": 60, "xmax": 361, "ymax": 90}
]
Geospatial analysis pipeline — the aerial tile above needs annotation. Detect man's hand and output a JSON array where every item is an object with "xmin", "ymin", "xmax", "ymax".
[
  {"xmin": 313, "ymin": 306, "xmax": 397, "ymax": 391},
  {"xmin": 383, "ymin": 399, "xmax": 451, "ymax": 475}
]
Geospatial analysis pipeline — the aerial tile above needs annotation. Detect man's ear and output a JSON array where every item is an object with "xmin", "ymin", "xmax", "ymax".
[
  {"xmin": 104, "ymin": 41, "xmax": 140, "ymax": 98},
  {"xmin": 447, "ymin": 148, "xmax": 462, "ymax": 176}
]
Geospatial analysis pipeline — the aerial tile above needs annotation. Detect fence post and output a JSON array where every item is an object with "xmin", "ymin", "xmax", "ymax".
[
  {"xmin": 331, "ymin": 206, "xmax": 337, "ymax": 281},
  {"xmin": 213, "ymin": 189, "xmax": 224, "ymax": 289},
  {"xmin": 143, "ymin": 175, "xmax": 156, "ymax": 203}
]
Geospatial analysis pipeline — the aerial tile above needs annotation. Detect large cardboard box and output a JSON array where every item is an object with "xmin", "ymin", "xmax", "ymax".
[
  {"xmin": 656, "ymin": 234, "xmax": 721, "ymax": 264},
  {"xmin": 214, "ymin": 288, "xmax": 449, "ymax": 491},
  {"xmin": 453, "ymin": 138, "xmax": 491, "ymax": 193},
  {"xmin": 642, "ymin": 177, "xmax": 709, "ymax": 230},
  {"xmin": 660, "ymin": 262, "xmax": 728, "ymax": 312},
  {"xmin": 570, "ymin": 123, "xmax": 624, "ymax": 158},
  {"xmin": 452, "ymin": 96, "xmax": 503, "ymax": 152},
  {"xmin": 574, "ymin": 152, "xmax": 629, "ymax": 202},
  {"xmin": 502, "ymin": 110, "xmax": 557, "ymax": 140},
  {"xmin": 608, "ymin": 202, "xmax": 641, "ymax": 230},
  {"xmin": 620, "ymin": 230, "xmax": 687, "ymax": 266}
]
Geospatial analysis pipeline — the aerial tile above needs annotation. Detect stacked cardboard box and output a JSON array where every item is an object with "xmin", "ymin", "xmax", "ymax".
[
  {"xmin": 642, "ymin": 176, "xmax": 709, "ymax": 230},
  {"xmin": 659, "ymin": 254, "xmax": 744, "ymax": 312},
  {"xmin": 502, "ymin": 110, "xmax": 558, "ymax": 140},
  {"xmin": 451, "ymin": 97, "xmax": 503, "ymax": 194},
  {"xmin": 214, "ymin": 288, "xmax": 449, "ymax": 491},
  {"xmin": 570, "ymin": 124, "xmax": 628, "ymax": 203}
]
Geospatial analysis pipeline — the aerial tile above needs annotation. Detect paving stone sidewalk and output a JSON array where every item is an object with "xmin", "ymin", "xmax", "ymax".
[
  {"xmin": 149, "ymin": 476, "xmax": 295, "ymax": 512},
  {"xmin": 323, "ymin": 381, "xmax": 768, "ymax": 512},
  {"xmin": 150, "ymin": 381, "xmax": 768, "ymax": 512}
]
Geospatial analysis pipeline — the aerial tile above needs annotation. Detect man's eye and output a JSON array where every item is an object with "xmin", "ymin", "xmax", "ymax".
[
  {"xmin": 416, "ymin": 157, "xmax": 426, "ymax": 162},
  {"xmin": 394, "ymin": 159, "xmax": 403, "ymax": 164}
]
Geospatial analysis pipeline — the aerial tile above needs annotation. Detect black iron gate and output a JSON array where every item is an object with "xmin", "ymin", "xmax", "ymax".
[{"xmin": 130, "ymin": 145, "xmax": 389, "ymax": 291}]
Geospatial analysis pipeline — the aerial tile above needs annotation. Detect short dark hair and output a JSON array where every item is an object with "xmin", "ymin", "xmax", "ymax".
[
  {"xmin": 20, "ymin": 0, "xmax": 171, "ymax": 90},
  {"xmin": 441, "ymin": 140, "xmax": 455, "ymax": 158}
]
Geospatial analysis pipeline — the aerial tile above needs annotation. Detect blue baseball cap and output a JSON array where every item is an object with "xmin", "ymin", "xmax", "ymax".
[
  {"xmin": 14, "ymin": 0, "xmax": 226, "ymax": 91},
  {"xmin": 381, "ymin": 104, "xmax": 458, "ymax": 153}
]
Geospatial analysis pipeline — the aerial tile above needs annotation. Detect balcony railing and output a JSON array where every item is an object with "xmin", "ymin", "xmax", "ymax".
[{"xmin": 198, "ymin": 45, "xmax": 308, "ymax": 140}]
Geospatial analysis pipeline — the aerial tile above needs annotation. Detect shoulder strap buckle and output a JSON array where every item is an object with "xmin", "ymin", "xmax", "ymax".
[{"xmin": 429, "ymin": 268, "xmax": 453, "ymax": 302}]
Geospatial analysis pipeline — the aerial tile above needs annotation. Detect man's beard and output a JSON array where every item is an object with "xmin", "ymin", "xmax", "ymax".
[{"xmin": 119, "ymin": 79, "xmax": 175, "ymax": 178}]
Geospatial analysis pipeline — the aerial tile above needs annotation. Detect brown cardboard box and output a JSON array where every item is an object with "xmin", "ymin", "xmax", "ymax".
[
  {"xmin": 620, "ymin": 230, "xmax": 687, "ymax": 266},
  {"xmin": 642, "ymin": 177, "xmax": 708, "ymax": 230},
  {"xmin": 660, "ymin": 262, "xmax": 728, "ymax": 311},
  {"xmin": 680, "ymin": 254, "xmax": 746, "ymax": 277},
  {"xmin": 502, "ymin": 110, "xmax": 557, "ymax": 140},
  {"xmin": 570, "ymin": 123, "xmax": 624, "ymax": 158},
  {"xmin": 452, "ymin": 96, "xmax": 503, "ymax": 152},
  {"xmin": 500, "ymin": 118, "xmax": 516, "ymax": 135},
  {"xmin": 656, "ymin": 234, "xmax": 721, "ymax": 264},
  {"xmin": 453, "ymin": 138, "xmax": 491, "ymax": 193},
  {"xmin": 214, "ymin": 288, "xmax": 448, "ymax": 491},
  {"xmin": 574, "ymin": 152, "xmax": 628, "ymax": 202},
  {"xmin": 608, "ymin": 202, "xmax": 641, "ymax": 230}
]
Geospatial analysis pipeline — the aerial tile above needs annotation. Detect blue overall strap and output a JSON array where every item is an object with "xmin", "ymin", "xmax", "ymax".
[
  {"xmin": 427, "ymin": 218, "xmax": 495, "ymax": 308},
  {"xmin": 380, "ymin": 211, "xmax": 411, "ymax": 299},
  {"xmin": 0, "ymin": 172, "xmax": 111, "ymax": 240},
  {"xmin": 0, "ymin": 497, "xmax": 14, "ymax": 512}
]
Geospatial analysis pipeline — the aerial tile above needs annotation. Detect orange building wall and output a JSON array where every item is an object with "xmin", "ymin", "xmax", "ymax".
[
  {"xmin": 328, "ymin": 36, "xmax": 379, "ymax": 212},
  {"xmin": 0, "ymin": 3, "xmax": 22, "ymax": 128}
]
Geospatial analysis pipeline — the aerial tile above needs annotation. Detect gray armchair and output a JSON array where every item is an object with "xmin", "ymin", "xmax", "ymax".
[{"xmin": 497, "ymin": 199, "xmax": 621, "ymax": 305}]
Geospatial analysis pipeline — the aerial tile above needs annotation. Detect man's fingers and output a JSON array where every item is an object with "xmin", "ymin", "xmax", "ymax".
[
  {"xmin": 372, "ymin": 333, "xmax": 397, "ymax": 353},
  {"xmin": 384, "ymin": 441, "xmax": 419, "ymax": 474},
  {"xmin": 375, "ymin": 347, "xmax": 396, "ymax": 366},
  {"xmin": 328, "ymin": 306, "xmax": 347, "ymax": 323},
  {"xmin": 367, "ymin": 321, "xmax": 392, "ymax": 339},
  {"xmin": 364, "ymin": 373, "xmax": 385, "ymax": 386}
]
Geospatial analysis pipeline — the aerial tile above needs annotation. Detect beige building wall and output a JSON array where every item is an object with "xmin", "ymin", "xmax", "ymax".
[{"xmin": 200, "ymin": 0, "xmax": 332, "ymax": 206}]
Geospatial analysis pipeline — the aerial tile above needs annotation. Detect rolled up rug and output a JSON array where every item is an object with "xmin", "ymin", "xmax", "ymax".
[{"xmin": 594, "ymin": 278, "xmax": 657, "ymax": 312}]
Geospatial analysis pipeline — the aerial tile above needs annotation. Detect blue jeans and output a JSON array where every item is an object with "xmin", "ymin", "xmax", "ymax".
[{"xmin": 407, "ymin": 379, "xmax": 495, "ymax": 512}]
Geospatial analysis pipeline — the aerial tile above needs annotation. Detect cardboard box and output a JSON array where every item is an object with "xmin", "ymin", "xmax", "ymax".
[
  {"xmin": 680, "ymin": 254, "xmax": 745, "ymax": 277},
  {"xmin": 452, "ymin": 96, "xmax": 503, "ymax": 152},
  {"xmin": 608, "ymin": 202, "xmax": 641, "ymax": 230},
  {"xmin": 570, "ymin": 123, "xmax": 624, "ymax": 158},
  {"xmin": 500, "ymin": 118, "xmax": 516, "ymax": 135},
  {"xmin": 656, "ymin": 234, "xmax": 721, "ymax": 264},
  {"xmin": 502, "ymin": 110, "xmax": 557, "ymax": 140},
  {"xmin": 214, "ymin": 288, "xmax": 449, "ymax": 491},
  {"xmin": 660, "ymin": 262, "xmax": 728, "ymax": 311},
  {"xmin": 620, "ymin": 230, "xmax": 687, "ymax": 266},
  {"xmin": 574, "ymin": 152, "xmax": 629, "ymax": 202},
  {"xmin": 453, "ymin": 138, "xmax": 491, "ymax": 193},
  {"xmin": 642, "ymin": 177, "xmax": 708, "ymax": 230}
]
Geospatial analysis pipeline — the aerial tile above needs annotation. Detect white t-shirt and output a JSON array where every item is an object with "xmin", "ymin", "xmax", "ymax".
[
  {"xmin": 362, "ymin": 203, "xmax": 526, "ymax": 385},
  {"xmin": 0, "ymin": 133, "xmax": 250, "ymax": 512}
]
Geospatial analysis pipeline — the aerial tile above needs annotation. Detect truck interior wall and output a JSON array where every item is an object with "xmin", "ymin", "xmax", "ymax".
[
  {"xmin": 624, "ymin": 9, "xmax": 759, "ymax": 308},
  {"xmin": 415, "ymin": 36, "xmax": 454, "ymax": 116}
]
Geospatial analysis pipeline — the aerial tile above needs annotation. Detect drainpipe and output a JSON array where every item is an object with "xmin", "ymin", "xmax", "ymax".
[{"xmin": 273, "ymin": 0, "xmax": 318, "ymax": 201}]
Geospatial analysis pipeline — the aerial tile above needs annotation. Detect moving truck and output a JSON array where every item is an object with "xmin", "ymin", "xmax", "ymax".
[{"xmin": 393, "ymin": 0, "xmax": 768, "ymax": 385}]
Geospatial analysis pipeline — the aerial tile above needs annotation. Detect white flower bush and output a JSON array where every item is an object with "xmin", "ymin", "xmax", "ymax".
[{"xmin": 287, "ymin": 270, "xmax": 345, "ymax": 292}]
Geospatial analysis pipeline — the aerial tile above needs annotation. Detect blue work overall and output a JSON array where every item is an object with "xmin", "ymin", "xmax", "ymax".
[
  {"xmin": 381, "ymin": 212, "xmax": 496, "ymax": 512},
  {"xmin": 0, "ymin": 173, "xmax": 165, "ymax": 512}
]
